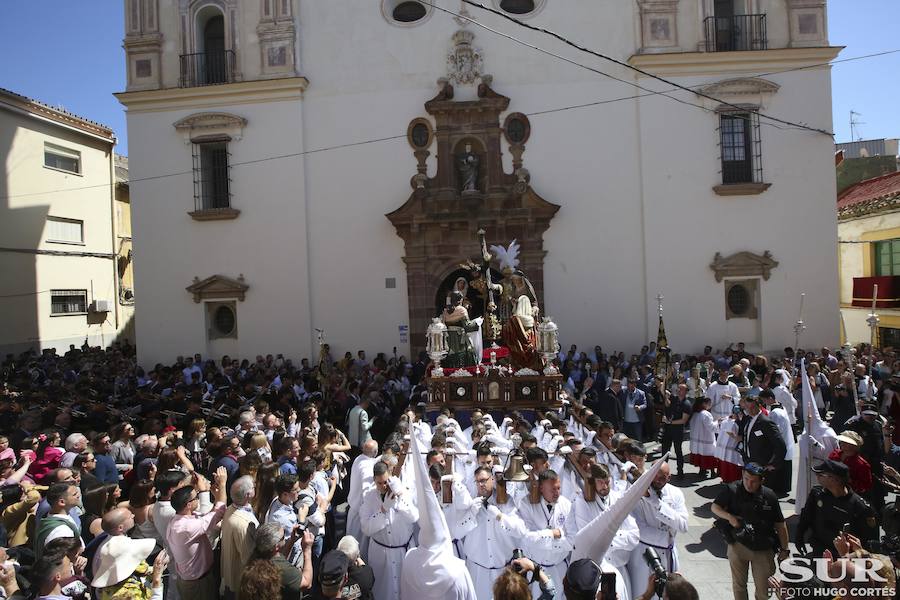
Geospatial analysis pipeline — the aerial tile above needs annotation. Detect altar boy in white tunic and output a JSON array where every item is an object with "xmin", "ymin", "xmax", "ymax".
[
  {"xmin": 568, "ymin": 463, "xmax": 639, "ymax": 599},
  {"xmin": 517, "ymin": 470, "xmax": 574, "ymax": 599},
  {"xmin": 626, "ymin": 462, "xmax": 689, "ymax": 599},
  {"xmin": 360, "ymin": 461, "xmax": 419, "ymax": 600}
]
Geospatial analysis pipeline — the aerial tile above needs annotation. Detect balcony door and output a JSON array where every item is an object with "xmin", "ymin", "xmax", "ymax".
[{"xmin": 202, "ymin": 15, "xmax": 226, "ymax": 84}]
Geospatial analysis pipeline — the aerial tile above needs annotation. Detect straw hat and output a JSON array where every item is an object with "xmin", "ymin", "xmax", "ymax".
[{"xmin": 92, "ymin": 536, "xmax": 156, "ymax": 588}]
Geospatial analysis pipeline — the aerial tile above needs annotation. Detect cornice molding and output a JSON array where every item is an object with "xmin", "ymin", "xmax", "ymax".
[
  {"xmin": 698, "ymin": 77, "xmax": 780, "ymax": 97},
  {"xmin": 710, "ymin": 251, "xmax": 779, "ymax": 282},
  {"xmin": 115, "ymin": 77, "xmax": 309, "ymax": 113},
  {"xmin": 186, "ymin": 274, "xmax": 248, "ymax": 302},
  {"xmin": 628, "ymin": 46, "xmax": 842, "ymax": 76}
]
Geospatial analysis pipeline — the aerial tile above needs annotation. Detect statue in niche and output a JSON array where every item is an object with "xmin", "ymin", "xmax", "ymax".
[{"xmin": 456, "ymin": 144, "xmax": 480, "ymax": 193}]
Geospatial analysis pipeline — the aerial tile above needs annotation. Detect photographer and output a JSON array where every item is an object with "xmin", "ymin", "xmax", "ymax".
[
  {"xmin": 711, "ymin": 462, "xmax": 788, "ymax": 600},
  {"xmin": 493, "ymin": 555, "xmax": 556, "ymax": 600},
  {"xmin": 635, "ymin": 572, "xmax": 699, "ymax": 600}
]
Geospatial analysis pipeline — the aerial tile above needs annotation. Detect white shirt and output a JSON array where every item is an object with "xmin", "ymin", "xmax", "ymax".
[
  {"xmin": 774, "ymin": 384, "xmax": 797, "ymax": 424},
  {"xmin": 706, "ymin": 380, "xmax": 740, "ymax": 420}
]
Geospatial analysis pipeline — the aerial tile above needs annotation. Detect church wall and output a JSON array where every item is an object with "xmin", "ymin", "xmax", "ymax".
[
  {"xmin": 126, "ymin": 96, "xmax": 310, "ymax": 366},
  {"xmin": 123, "ymin": 0, "xmax": 842, "ymax": 364},
  {"xmin": 637, "ymin": 67, "xmax": 839, "ymax": 353}
]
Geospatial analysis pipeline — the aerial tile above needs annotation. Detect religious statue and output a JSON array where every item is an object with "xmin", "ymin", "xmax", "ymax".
[
  {"xmin": 444, "ymin": 276, "xmax": 473, "ymax": 313},
  {"xmin": 489, "ymin": 239, "xmax": 539, "ymax": 324},
  {"xmin": 502, "ymin": 295, "xmax": 542, "ymax": 371},
  {"xmin": 440, "ymin": 290, "xmax": 479, "ymax": 367},
  {"xmin": 457, "ymin": 144, "xmax": 480, "ymax": 193}
]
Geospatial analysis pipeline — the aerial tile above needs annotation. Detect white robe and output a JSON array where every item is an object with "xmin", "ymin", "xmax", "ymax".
[
  {"xmin": 689, "ymin": 410, "xmax": 717, "ymax": 461},
  {"xmin": 569, "ymin": 490, "xmax": 640, "ymax": 600},
  {"xmin": 346, "ymin": 453, "xmax": 377, "ymax": 560},
  {"xmin": 518, "ymin": 496, "xmax": 575, "ymax": 600},
  {"xmin": 463, "ymin": 499, "xmax": 527, "ymax": 600},
  {"xmin": 706, "ymin": 381, "xmax": 740, "ymax": 420},
  {"xmin": 774, "ymin": 384, "xmax": 797, "ymax": 425},
  {"xmin": 627, "ymin": 485, "xmax": 689, "ymax": 599},
  {"xmin": 360, "ymin": 483, "xmax": 419, "ymax": 600},
  {"xmin": 440, "ymin": 479, "xmax": 479, "ymax": 559},
  {"xmin": 715, "ymin": 417, "xmax": 743, "ymax": 467}
]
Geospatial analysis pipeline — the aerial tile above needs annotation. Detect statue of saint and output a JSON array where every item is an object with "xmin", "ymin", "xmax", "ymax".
[
  {"xmin": 456, "ymin": 144, "xmax": 480, "ymax": 193},
  {"xmin": 502, "ymin": 295, "xmax": 542, "ymax": 370},
  {"xmin": 441, "ymin": 291, "xmax": 478, "ymax": 367}
]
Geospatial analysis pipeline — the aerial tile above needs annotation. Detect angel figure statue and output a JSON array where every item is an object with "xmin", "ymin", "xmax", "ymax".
[{"xmin": 489, "ymin": 239, "xmax": 539, "ymax": 325}]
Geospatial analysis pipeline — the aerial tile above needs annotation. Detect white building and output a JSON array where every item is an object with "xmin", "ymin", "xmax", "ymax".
[
  {"xmin": 0, "ymin": 88, "xmax": 131, "ymax": 356},
  {"xmin": 117, "ymin": 0, "xmax": 841, "ymax": 367}
]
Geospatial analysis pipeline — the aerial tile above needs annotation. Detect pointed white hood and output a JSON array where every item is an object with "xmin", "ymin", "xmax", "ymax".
[
  {"xmin": 399, "ymin": 423, "xmax": 477, "ymax": 600},
  {"xmin": 572, "ymin": 453, "xmax": 669, "ymax": 563}
]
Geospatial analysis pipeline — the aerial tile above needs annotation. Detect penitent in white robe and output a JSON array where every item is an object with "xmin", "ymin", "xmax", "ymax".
[
  {"xmin": 360, "ymin": 482, "xmax": 419, "ymax": 600},
  {"xmin": 518, "ymin": 496, "xmax": 575, "ymax": 600}
]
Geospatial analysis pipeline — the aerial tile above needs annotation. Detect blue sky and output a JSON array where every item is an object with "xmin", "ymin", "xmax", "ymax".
[{"xmin": 0, "ymin": 1, "xmax": 898, "ymax": 155}]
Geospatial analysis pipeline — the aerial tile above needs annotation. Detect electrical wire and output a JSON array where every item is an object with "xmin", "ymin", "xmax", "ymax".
[
  {"xmin": 443, "ymin": 0, "xmax": 833, "ymax": 136},
  {"xmin": 0, "ymin": 38, "xmax": 895, "ymax": 202}
]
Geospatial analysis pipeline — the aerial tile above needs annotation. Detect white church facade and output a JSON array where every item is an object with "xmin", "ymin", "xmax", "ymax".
[{"xmin": 117, "ymin": 0, "xmax": 841, "ymax": 367}]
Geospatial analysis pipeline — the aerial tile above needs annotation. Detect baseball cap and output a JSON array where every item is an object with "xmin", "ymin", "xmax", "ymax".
[
  {"xmin": 836, "ymin": 431, "xmax": 862, "ymax": 447},
  {"xmin": 812, "ymin": 459, "xmax": 850, "ymax": 480},
  {"xmin": 563, "ymin": 558, "xmax": 601, "ymax": 599},
  {"xmin": 743, "ymin": 462, "xmax": 766, "ymax": 476},
  {"xmin": 319, "ymin": 550, "xmax": 349, "ymax": 589}
]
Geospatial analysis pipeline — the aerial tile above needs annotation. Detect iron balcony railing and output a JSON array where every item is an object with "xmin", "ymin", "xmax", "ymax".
[
  {"xmin": 704, "ymin": 14, "xmax": 767, "ymax": 52},
  {"xmin": 179, "ymin": 50, "xmax": 235, "ymax": 88}
]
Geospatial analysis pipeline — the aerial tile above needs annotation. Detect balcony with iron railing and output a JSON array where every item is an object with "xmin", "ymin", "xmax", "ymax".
[
  {"xmin": 704, "ymin": 14, "xmax": 768, "ymax": 52},
  {"xmin": 179, "ymin": 50, "xmax": 235, "ymax": 88}
]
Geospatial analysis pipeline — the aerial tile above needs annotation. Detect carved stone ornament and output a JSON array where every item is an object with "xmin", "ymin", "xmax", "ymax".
[
  {"xmin": 186, "ymin": 274, "xmax": 249, "ymax": 303},
  {"xmin": 447, "ymin": 29, "xmax": 484, "ymax": 86},
  {"xmin": 698, "ymin": 77, "xmax": 781, "ymax": 97},
  {"xmin": 710, "ymin": 251, "xmax": 779, "ymax": 282},
  {"xmin": 173, "ymin": 112, "xmax": 247, "ymax": 143}
]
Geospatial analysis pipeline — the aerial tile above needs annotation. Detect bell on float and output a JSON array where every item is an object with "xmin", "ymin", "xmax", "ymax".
[{"xmin": 503, "ymin": 451, "xmax": 529, "ymax": 482}]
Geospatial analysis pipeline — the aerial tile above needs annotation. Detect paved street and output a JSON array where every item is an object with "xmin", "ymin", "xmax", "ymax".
[{"xmin": 659, "ymin": 441, "xmax": 802, "ymax": 599}]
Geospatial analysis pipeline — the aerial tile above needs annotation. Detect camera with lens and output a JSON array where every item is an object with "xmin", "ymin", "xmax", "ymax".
[
  {"xmin": 733, "ymin": 522, "xmax": 756, "ymax": 545},
  {"xmin": 510, "ymin": 548, "xmax": 527, "ymax": 572},
  {"xmin": 643, "ymin": 548, "xmax": 668, "ymax": 597}
]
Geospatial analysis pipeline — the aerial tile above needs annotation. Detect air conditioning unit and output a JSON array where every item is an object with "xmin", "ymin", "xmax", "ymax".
[{"xmin": 90, "ymin": 299, "xmax": 111, "ymax": 313}]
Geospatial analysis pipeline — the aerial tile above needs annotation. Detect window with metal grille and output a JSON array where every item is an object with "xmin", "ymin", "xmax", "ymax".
[
  {"xmin": 874, "ymin": 239, "xmax": 900, "ymax": 276},
  {"xmin": 719, "ymin": 111, "xmax": 762, "ymax": 184},
  {"xmin": 50, "ymin": 290, "xmax": 87, "ymax": 315},
  {"xmin": 192, "ymin": 140, "xmax": 231, "ymax": 210}
]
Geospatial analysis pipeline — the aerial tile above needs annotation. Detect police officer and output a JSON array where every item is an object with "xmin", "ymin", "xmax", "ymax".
[
  {"xmin": 845, "ymin": 402, "xmax": 887, "ymax": 511},
  {"xmin": 712, "ymin": 462, "xmax": 789, "ymax": 600},
  {"xmin": 795, "ymin": 459, "xmax": 878, "ymax": 558},
  {"xmin": 659, "ymin": 384, "xmax": 692, "ymax": 479}
]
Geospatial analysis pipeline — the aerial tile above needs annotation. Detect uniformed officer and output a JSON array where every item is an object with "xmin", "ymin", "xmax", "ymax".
[
  {"xmin": 795, "ymin": 459, "xmax": 879, "ymax": 558},
  {"xmin": 712, "ymin": 462, "xmax": 789, "ymax": 600},
  {"xmin": 845, "ymin": 403, "xmax": 887, "ymax": 511}
]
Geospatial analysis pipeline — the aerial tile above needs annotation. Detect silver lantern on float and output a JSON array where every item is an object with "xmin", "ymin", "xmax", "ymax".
[
  {"xmin": 536, "ymin": 316, "xmax": 560, "ymax": 376},
  {"xmin": 426, "ymin": 317, "xmax": 450, "ymax": 377}
]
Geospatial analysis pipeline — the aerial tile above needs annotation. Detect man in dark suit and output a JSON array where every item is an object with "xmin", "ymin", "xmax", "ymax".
[
  {"xmin": 589, "ymin": 378, "xmax": 625, "ymax": 431},
  {"xmin": 738, "ymin": 396, "xmax": 786, "ymax": 477}
]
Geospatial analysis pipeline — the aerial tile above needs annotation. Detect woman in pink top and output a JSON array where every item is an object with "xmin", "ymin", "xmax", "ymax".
[
  {"xmin": 0, "ymin": 436, "xmax": 15, "ymax": 463},
  {"xmin": 27, "ymin": 429, "xmax": 64, "ymax": 484}
]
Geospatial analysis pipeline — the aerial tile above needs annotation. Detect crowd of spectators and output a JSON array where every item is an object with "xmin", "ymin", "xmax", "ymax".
[{"xmin": 0, "ymin": 339, "xmax": 897, "ymax": 600}]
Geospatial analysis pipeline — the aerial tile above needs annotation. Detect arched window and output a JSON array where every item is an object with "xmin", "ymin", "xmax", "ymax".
[
  {"xmin": 190, "ymin": 6, "xmax": 231, "ymax": 85},
  {"xmin": 393, "ymin": 1, "xmax": 427, "ymax": 22}
]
